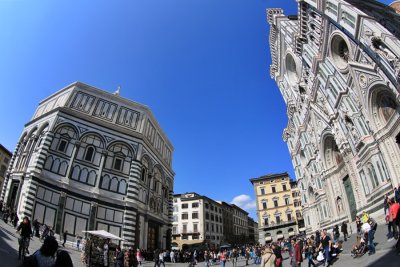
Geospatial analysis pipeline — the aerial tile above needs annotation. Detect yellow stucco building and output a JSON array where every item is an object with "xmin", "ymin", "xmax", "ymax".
[{"xmin": 250, "ymin": 172, "xmax": 304, "ymax": 243}]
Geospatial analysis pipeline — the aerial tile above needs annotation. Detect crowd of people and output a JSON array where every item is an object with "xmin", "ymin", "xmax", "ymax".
[{"xmin": 2, "ymin": 188, "xmax": 400, "ymax": 266}]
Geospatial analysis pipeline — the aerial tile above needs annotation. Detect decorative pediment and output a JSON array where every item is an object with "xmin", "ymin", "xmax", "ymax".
[
  {"xmin": 78, "ymin": 126, "xmax": 88, "ymax": 134},
  {"xmin": 55, "ymin": 117, "xmax": 65, "ymax": 125},
  {"xmin": 104, "ymin": 135, "xmax": 115, "ymax": 143}
]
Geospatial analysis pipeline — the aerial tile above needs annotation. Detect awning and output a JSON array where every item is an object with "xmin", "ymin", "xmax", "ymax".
[{"xmin": 83, "ymin": 230, "xmax": 124, "ymax": 241}]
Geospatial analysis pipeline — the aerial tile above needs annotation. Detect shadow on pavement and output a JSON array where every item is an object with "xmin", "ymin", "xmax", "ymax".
[
  {"xmin": 366, "ymin": 249, "xmax": 399, "ymax": 267},
  {"xmin": 0, "ymin": 223, "xmax": 20, "ymax": 265}
]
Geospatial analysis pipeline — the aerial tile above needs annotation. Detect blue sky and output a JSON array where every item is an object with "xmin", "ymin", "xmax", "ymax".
[{"xmin": 0, "ymin": 0, "xmax": 393, "ymax": 219}]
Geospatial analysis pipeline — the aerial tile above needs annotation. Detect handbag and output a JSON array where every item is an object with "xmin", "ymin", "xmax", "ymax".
[{"xmin": 316, "ymin": 251, "xmax": 325, "ymax": 262}]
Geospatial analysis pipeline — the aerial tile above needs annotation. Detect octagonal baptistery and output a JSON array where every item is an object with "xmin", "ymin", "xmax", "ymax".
[
  {"xmin": 1, "ymin": 82, "xmax": 175, "ymax": 250},
  {"xmin": 268, "ymin": 0, "xmax": 400, "ymax": 234}
]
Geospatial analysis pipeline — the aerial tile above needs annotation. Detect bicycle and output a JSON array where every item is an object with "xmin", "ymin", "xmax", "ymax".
[{"xmin": 18, "ymin": 236, "xmax": 30, "ymax": 261}]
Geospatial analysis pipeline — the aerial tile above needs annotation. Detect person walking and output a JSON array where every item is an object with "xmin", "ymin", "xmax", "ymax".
[
  {"xmin": 315, "ymin": 231, "xmax": 321, "ymax": 248},
  {"xmin": 341, "ymin": 222, "xmax": 348, "ymax": 241},
  {"xmin": 260, "ymin": 247, "xmax": 276, "ymax": 267},
  {"xmin": 388, "ymin": 198, "xmax": 399, "ymax": 239},
  {"xmin": 384, "ymin": 194, "xmax": 389, "ymax": 216},
  {"xmin": 271, "ymin": 243, "xmax": 283, "ymax": 267},
  {"xmin": 305, "ymin": 239, "xmax": 316, "ymax": 267},
  {"xmin": 136, "ymin": 248, "xmax": 143, "ymax": 266},
  {"xmin": 153, "ymin": 249, "xmax": 159, "ymax": 267},
  {"xmin": 158, "ymin": 250, "xmax": 165, "ymax": 267},
  {"xmin": 17, "ymin": 216, "xmax": 33, "ymax": 259},
  {"xmin": 355, "ymin": 216, "xmax": 362, "ymax": 245},
  {"xmin": 114, "ymin": 247, "xmax": 124, "ymax": 267},
  {"xmin": 395, "ymin": 187, "xmax": 400, "ymax": 204},
  {"xmin": 367, "ymin": 217, "xmax": 378, "ymax": 255},
  {"xmin": 332, "ymin": 225, "xmax": 340, "ymax": 244},
  {"xmin": 62, "ymin": 230, "xmax": 68, "ymax": 247},
  {"xmin": 220, "ymin": 250, "xmax": 227, "ymax": 267},
  {"xmin": 290, "ymin": 239, "xmax": 302, "ymax": 267},
  {"xmin": 231, "ymin": 248, "xmax": 238, "ymax": 267},
  {"xmin": 318, "ymin": 229, "xmax": 332, "ymax": 267},
  {"xmin": 103, "ymin": 239, "xmax": 110, "ymax": 267},
  {"xmin": 22, "ymin": 236, "xmax": 58, "ymax": 267}
]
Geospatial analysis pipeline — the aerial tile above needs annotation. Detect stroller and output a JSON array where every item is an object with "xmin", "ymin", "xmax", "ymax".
[{"xmin": 351, "ymin": 233, "xmax": 368, "ymax": 258}]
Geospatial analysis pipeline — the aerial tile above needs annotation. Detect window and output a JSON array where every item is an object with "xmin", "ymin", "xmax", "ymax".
[
  {"xmin": 192, "ymin": 202, "xmax": 199, "ymax": 208},
  {"xmin": 0, "ymin": 165, "xmax": 6, "ymax": 177},
  {"xmin": 84, "ymin": 146, "xmax": 95, "ymax": 162},
  {"xmin": 211, "ymin": 214, "xmax": 214, "ymax": 221},
  {"xmin": 264, "ymin": 218, "xmax": 269, "ymax": 226},
  {"xmin": 260, "ymin": 188, "xmax": 265, "ymax": 195},
  {"xmin": 272, "ymin": 186, "xmax": 276, "ymax": 193},
  {"xmin": 206, "ymin": 212, "xmax": 209, "ymax": 220},
  {"xmin": 182, "ymin": 203, "xmax": 188, "ymax": 209},
  {"xmin": 118, "ymin": 180, "xmax": 127, "ymax": 194},
  {"xmin": 262, "ymin": 202, "xmax": 267, "ymax": 209},
  {"xmin": 57, "ymin": 139, "xmax": 68, "ymax": 152},
  {"xmin": 205, "ymin": 203, "xmax": 209, "ymax": 209},
  {"xmin": 276, "ymin": 216, "xmax": 281, "ymax": 224},
  {"xmin": 287, "ymin": 214, "xmax": 292, "ymax": 221},
  {"xmin": 182, "ymin": 213, "xmax": 188, "ymax": 220},
  {"xmin": 113, "ymin": 157, "xmax": 123, "ymax": 171},
  {"xmin": 206, "ymin": 223, "xmax": 209, "ymax": 231},
  {"xmin": 285, "ymin": 198, "xmax": 290, "ymax": 205},
  {"xmin": 193, "ymin": 223, "xmax": 198, "ymax": 232},
  {"xmin": 274, "ymin": 200, "xmax": 278, "ymax": 207},
  {"xmin": 282, "ymin": 184, "xmax": 287, "ymax": 191},
  {"xmin": 141, "ymin": 168, "xmax": 147, "ymax": 182},
  {"xmin": 172, "ymin": 227, "xmax": 177, "ymax": 234},
  {"xmin": 192, "ymin": 212, "xmax": 199, "ymax": 219}
]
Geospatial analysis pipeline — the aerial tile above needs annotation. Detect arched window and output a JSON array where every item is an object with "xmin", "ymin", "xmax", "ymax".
[
  {"xmin": 44, "ymin": 156, "xmax": 53, "ymax": 170},
  {"xmin": 101, "ymin": 175, "xmax": 111, "ymax": 189},
  {"xmin": 141, "ymin": 167, "xmax": 147, "ymax": 182},
  {"xmin": 84, "ymin": 146, "xmax": 95, "ymax": 162},
  {"xmin": 118, "ymin": 179, "xmax": 127, "ymax": 194},
  {"xmin": 88, "ymin": 171, "xmax": 96, "ymax": 186},
  {"xmin": 59, "ymin": 161, "xmax": 68, "ymax": 176},
  {"xmin": 52, "ymin": 159, "xmax": 61, "ymax": 173},
  {"xmin": 110, "ymin": 177, "xmax": 119, "ymax": 192},
  {"xmin": 71, "ymin": 166, "xmax": 80, "ymax": 180},
  {"xmin": 368, "ymin": 164, "xmax": 379, "ymax": 188},
  {"xmin": 80, "ymin": 168, "xmax": 88, "ymax": 183}
]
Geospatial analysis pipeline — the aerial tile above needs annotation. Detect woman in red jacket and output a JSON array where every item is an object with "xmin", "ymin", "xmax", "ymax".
[
  {"xmin": 387, "ymin": 198, "xmax": 399, "ymax": 239},
  {"xmin": 290, "ymin": 239, "xmax": 302, "ymax": 267}
]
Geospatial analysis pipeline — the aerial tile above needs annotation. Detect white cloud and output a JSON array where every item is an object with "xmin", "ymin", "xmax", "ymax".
[{"xmin": 231, "ymin": 194, "xmax": 257, "ymax": 211}]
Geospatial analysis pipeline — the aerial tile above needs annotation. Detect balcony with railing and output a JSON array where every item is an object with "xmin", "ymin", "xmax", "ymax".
[
  {"xmin": 172, "ymin": 230, "xmax": 200, "ymax": 236},
  {"xmin": 262, "ymin": 219, "xmax": 297, "ymax": 230}
]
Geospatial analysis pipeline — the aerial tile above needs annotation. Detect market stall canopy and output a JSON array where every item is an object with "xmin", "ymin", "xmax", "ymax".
[{"xmin": 83, "ymin": 230, "xmax": 124, "ymax": 241}]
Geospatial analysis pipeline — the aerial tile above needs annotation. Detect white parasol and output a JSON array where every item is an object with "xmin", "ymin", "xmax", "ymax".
[{"xmin": 83, "ymin": 230, "xmax": 124, "ymax": 241}]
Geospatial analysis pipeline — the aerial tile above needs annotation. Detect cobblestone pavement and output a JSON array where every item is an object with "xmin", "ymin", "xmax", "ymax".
[{"xmin": 1, "ymin": 218, "xmax": 399, "ymax": 266}]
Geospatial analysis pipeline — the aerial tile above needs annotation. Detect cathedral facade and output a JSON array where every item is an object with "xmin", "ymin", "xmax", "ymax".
[
  {"xmin": 1, "ymin": 82, "xmax": 174, "ymax": 249},
  {"xmin": 268, "ymin": 0, "xmax": 400, "ymax": 233}
]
